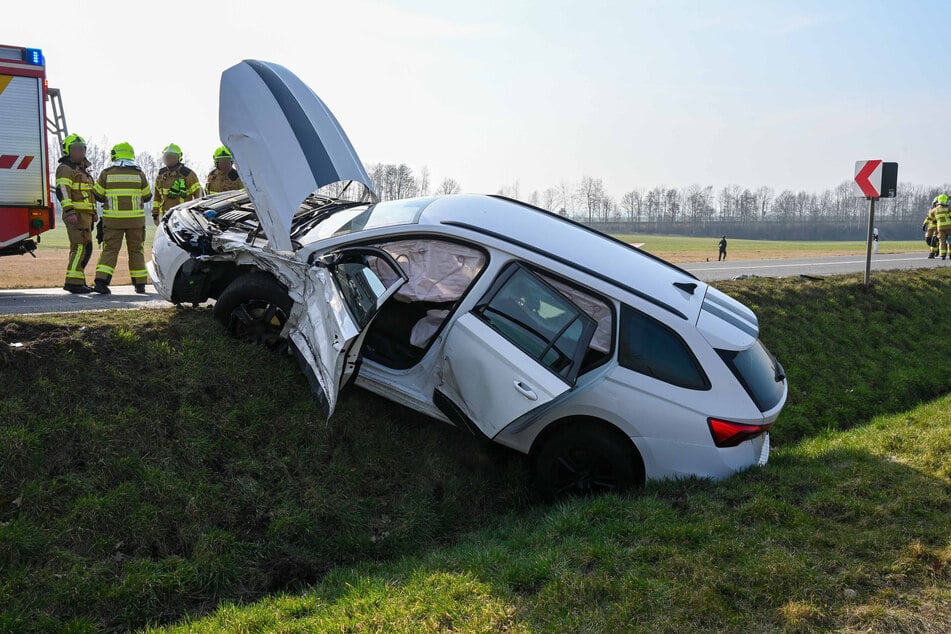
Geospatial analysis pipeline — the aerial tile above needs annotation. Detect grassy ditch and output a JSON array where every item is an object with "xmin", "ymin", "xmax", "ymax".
[{"xmin": 1, "ymin": 269, "xmax": 950, "ymax": 631}]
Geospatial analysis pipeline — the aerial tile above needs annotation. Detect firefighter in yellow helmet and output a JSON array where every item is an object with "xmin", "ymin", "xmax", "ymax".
[
  {"xmin": 91, "ymin": 142, "xmax": 152, "ymax": 294},
  {"xmin": 205, "ymin": 146, "xmax": 244, "ymax": 194},
  {"xmin": 55, "ymin": 134, "xmax": 98, "ymax": 293},
  {"xmin": 923, "ymin": 197, "xmax": 939, "ymax": 259},
  {"xmin": 152, "ymin": 143, "xmax": 202, "ymax": 225},
  {"xmin": 935, "ymin": 194, "xmax": 951, "ymax": 260}
]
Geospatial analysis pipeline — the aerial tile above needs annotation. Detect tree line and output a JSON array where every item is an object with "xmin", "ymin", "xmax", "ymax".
[{"xmin": 72, "ymin": 140, "xmax": 946, "ymax": 232}]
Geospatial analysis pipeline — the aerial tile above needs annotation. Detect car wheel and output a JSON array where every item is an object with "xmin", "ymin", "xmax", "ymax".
[
  {"xmin": 534, "ymin": 424, "xmax": 642, "ymax": 498},
  {"xmin": 214, "ymin": 272, "xmax": 293, "ymax": 354}
]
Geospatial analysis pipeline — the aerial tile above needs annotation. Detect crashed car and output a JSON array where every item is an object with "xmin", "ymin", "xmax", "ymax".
[{"xmin": 148, "ymin": 60, "xmax": 787, "ymax": 496}]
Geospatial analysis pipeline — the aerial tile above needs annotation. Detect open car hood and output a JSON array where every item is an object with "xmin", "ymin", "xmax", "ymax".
[{"xmin": 219, "ymin": 60, "xmax": 376, "ymax": 252}]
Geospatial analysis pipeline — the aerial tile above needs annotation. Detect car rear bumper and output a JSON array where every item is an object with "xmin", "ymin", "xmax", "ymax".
[{"xmin": 632, "ymin": 432, "xmax": 769, "ymax": 482}]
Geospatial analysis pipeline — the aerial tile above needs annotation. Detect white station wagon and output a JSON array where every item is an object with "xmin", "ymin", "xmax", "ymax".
[{"xmin": 149, "ymin": 60, "xmax": 788, "ymax": 496}]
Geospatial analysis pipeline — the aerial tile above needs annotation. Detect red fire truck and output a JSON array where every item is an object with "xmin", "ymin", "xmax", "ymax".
[{"xmin": 0, "ymin": 44, "xmax": 68, "ymax": 257}]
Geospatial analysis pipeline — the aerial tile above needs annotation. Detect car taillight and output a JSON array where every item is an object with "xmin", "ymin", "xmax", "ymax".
[{"xmin": 707, "ymin": 417, "xmax": 771, "ymax": 448}]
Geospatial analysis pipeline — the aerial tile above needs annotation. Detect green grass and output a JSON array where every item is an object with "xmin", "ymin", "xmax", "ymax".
[
  {"xmin": 1, "ymin": 269, "xmax": 950, "ymax": 631},
  {"xmin": 613, "ymin": 234, "xmax": 921, "ymax": 256}
]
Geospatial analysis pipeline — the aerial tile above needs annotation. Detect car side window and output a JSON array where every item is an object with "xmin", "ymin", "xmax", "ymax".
[
  {"xmin": 618, "ymin": 304, "xmax": 710, "ymax": 390},
  {"xmin": 476, "ymin": 266, "xmax": 595, "ymax": 383},
  {"xmin": 329, "ymin": 250, "xmax": 405, "ymax": 329}
]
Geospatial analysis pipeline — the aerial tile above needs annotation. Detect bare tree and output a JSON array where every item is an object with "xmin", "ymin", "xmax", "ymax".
[
  {"xmin": 755, "ymin": 186, "xmax": 774, "ymax": 220},
  {"xmin": 418, "ymin": 165, "xmax": 430, "ymax": 197},
  {"xmin": 435, "ymin": 177, "xmax": 461, "ymax": 195},
  {"xmin": 577, "ymin": 176, "xmax": 605, "ymax": 223},
  {"xmin": 542, "ymin": 187, "xmax": 558, "ymax": 212}
]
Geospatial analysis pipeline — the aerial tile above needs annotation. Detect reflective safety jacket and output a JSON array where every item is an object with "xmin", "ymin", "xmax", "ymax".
[
  {"xmin": 154, "ymin": 163, "xmax": 202, "ymax": 216},
  {"xmin": 924, "ymin": 208, "xmax": 938, "ymax": 230},
  {"xmin": 54, "ymin": 156, "xmax": 96, "ymax": 220},
  {"xmin": 936, "ymin": 204, "xmax": 951, "ymax": 231},
  {"xmin": 205, "ymin": 167, "xmax": 244, "ymax": 195},
  {"xmin": 93, "ymin": 162, "xmax": 152, "ymax": 223}
]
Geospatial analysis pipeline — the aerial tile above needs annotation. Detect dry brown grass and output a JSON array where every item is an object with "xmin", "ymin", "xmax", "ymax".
[{"xmin": 0, "ymin": 246, "xmax": 152, "ymax": 289}]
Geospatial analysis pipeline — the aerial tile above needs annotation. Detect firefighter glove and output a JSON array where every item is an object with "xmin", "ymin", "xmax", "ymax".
[
  {"xmin": 96, "ymin": 219, "xmax": 104, "ymax": 245},
  {"xmin": 168, "ymin": 178, "xmax": 187, "ymax": 199}
]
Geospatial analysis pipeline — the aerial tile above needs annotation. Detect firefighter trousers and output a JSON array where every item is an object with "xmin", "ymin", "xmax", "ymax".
[
  {"xmin": 939, "ymin": 229, "xmax": 950, "ymax": 257},
  {"xmin": 65, "ymin": 217, "xmax": 94, "ymax": 284},
  {"xmin": 95, "ymin": 222, "xmax": 147, "ymax": 285}
]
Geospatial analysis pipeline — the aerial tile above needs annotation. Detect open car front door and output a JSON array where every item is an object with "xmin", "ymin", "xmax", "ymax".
[
  {"xmin": 436, "ymin": 263, "xmax": 597, "ymax": 439},
  {"xmin": 288, "ymin": 246, "xmax": 406, "ymax": 419}
]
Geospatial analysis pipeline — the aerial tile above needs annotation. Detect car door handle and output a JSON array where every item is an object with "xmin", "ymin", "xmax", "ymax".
[{"xmin": 513, "ymin": 380, "xmax": 538, "ymax": 401}]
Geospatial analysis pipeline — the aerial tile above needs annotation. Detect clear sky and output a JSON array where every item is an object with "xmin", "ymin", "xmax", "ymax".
[{"xmin": 4, "ymin": 0, "xmax": 949, "ymax": 195}]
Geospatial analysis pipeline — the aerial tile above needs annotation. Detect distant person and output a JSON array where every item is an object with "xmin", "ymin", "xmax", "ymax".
[
  {"xmin": 92, "ymin": 143, "xmax": 152, "ymax": 294},
  {"xmin": 205, "ymin": 146, "xmax": 244, "ymax": 195},
  {"xmin": 935, "ymin": 194, "xmax": 951, "ymax": 260},
  {"xmin": 152, "ymin": 143, "xmax": 202, "ymax": 225},
  {"xmin": 54, "ymin": 134, "xmax": 97, "ymax": 293},
  {"xmin": 718, "ymin": 236, "xmax": 728, "ymax": 261},
  {"xmin": 923, "ymin": 197, "xmax": 939, "ymax": 259}
]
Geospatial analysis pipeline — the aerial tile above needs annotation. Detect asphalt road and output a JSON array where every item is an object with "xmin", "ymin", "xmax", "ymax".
[
  {"xmin": 0, "ymin": 285, "xmax": 171, "ymax": 316},
  {"xmin": 0, "ymin": 251, "xmax": 944, "ymax": 315},
  {"xmin": 683, "ymin": 251, "xmax": 945, "ymax": 281}
]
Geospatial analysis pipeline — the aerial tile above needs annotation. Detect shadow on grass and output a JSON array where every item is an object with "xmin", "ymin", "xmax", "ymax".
[
  {"xmin": 0, "ymin": 309, "xmax": 534, "ymax": 631},
  {"xmin": 158, "ymin": 408, "xmax": 951, "ymax": 632}
]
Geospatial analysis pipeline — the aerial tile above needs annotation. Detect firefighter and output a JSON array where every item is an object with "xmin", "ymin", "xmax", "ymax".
[
  {"xmin": 205, "ymin": 146, "xmax": 244, "ymax": 194},
  {"xmin": 152, "ymin": 143, "xmax": 202, "ymax": 225},
  {"xmin": 935, "ymin": 194, "xmax": 951, "ymax": 260},
  {"xmin": 55, "ymin": 134, "xmax": 98, "ymax": 293},
  {"xmin": 91, "ymin": 142, "xmax": 152, "ymax": 294},
  {"xmin": 923, "ymin": 197, "xmax": 939, "ymax": 259}
]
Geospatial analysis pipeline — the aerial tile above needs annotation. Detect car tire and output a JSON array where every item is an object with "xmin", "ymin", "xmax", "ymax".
[
  {"xmin": 534, "ymin": 424, "xmax": 643, "ymax": 498},
  {"xmin": 214, "ymin": 272, "xmax": 293, "ymax": 353}
]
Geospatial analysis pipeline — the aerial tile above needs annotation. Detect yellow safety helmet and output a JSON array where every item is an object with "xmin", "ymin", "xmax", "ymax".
[
  {"xmin": 110, "ymin": 142, "xmax": 135, "ymax": 161},
  {"xmin": 938, "ymin": 194, "xmax": 950, "ymax": 205},
  {"xmin": 162, "ymin": 143, "xmax": 183, "ymax": 158},
  {"xmin": 62, "ymin": 133, "xmax": 86, "ymax": 155},
  {"xmin": 212, "ymin": 146, "xmax": 233, "ymax": 161}
]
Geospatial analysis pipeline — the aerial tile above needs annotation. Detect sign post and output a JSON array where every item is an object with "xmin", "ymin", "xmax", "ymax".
[{"xmin": 853, "ymin": 160, "xmax": 898, "ymax": 289}]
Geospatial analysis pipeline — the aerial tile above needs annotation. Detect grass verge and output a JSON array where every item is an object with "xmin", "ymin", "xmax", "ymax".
[{"xmin": 1, "ymin": 269, "xmax": 950, "ymax": 631}]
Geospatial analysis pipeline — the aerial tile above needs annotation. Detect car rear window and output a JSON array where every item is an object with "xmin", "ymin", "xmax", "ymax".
[
  {"xmin": 717, "ymin": 340, "xmax": 785, "ymax": 412},
  {"xmin": 618, "ymin": 305, "xmax": 710, "ymax": 390}
]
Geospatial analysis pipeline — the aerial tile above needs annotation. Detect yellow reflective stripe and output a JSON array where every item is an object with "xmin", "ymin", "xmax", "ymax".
[
  {"xmin": 72, "ymin": 202, "xmax": 95, "ymax": 210},
  {"xmin": 94, "ymin": 182, "xmax": 107, "ymax": 196},
  {"xmin": 101, "ymin": 210, "xmax": 146, "ymax": 217},
  {"xmin": 130, "ymin": 269, "xmax": 148, "ymax": 277},
  {"xmin": 96, "ymin": 264, "xmax": 115, "ymax": 274},
  {"xmin": 102, "ymin": 188, "xmax": 148, "ymax": 196},
  {"xmin": 106, "ymin": 174, "xmax": 143, "ymax": 183},
  {"xmin": 66, "ymin": 244, "xmax": 85, "ymax": 278},
  {"xmin": 186, "ymin": 182, "xmax": 202, "ymax": 195},
  {"xmin": 56, "ymin": 177, "xmax": 74, "ymax": 186}
]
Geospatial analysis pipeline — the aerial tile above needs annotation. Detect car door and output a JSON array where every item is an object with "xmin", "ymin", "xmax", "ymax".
[
  {"xmin": 435, "ymin": 263, "xmax": 597, "ymax": 439},
  {"xmin": 288, "ymin": 246, "xmax": 406, "ymax": 419}
]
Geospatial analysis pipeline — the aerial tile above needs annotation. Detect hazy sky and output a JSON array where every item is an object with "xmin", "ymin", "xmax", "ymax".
[{"xmin": 5, "ymin": 0, "xmax": 949, "ymax": 195}]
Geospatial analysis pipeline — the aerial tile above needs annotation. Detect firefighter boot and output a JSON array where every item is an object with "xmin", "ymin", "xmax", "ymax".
[
  {"xmin": 134, "ymin": 284, "xmax": 147, "ymax": 294},
  {"xmin": 93, "ymin": 279, "xmax": 112, "ymax": 295},
  {"xmin": 63, "ymin": 283, "xmax": 93, "ymax": 294}
]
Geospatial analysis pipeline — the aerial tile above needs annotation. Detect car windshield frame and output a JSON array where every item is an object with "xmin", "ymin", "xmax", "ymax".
[{"xmin": 301, "ymin": 197, "xmax": 437, "ymax": 242}]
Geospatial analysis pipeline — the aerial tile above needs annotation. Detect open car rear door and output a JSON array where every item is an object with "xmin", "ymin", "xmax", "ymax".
[
  {"xmin": 288, "ymin": 247, "xmax": 406, "ymax": 419},
  {"xmin": 436, "ymin": 263, "xmax": 597, "ymax": 439}
]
